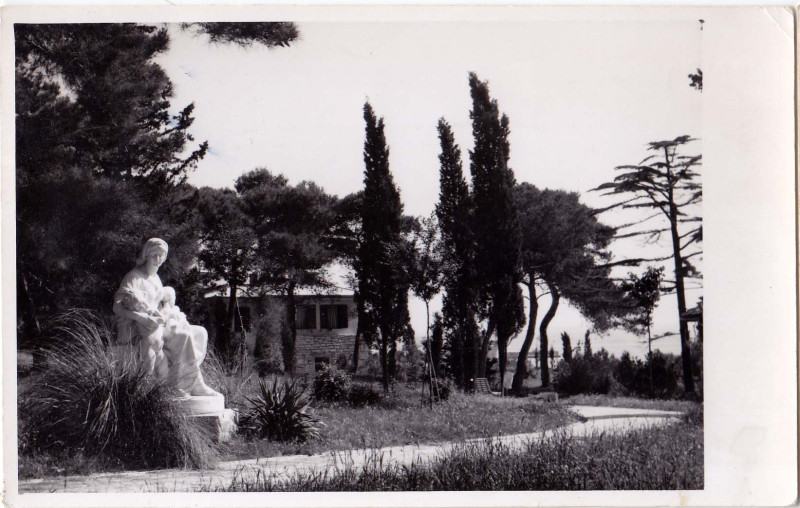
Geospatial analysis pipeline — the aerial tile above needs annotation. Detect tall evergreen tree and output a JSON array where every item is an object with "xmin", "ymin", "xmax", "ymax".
[
  {"xmin": 358, "ymin": 103, "xmax": 410, "ymax": 392},
  {"xmin": 435, "ymin": 119, "xmax": 479, "ymax": 389},
  {"xmin": 583, "ymin": 330, "xmax": 593, "ymax": 359},
  {"xmin": 467, "ymin": 73, "xmax": 525, "ymax": 394},
  {"xmin": 561, "ymin": 332, "xmax": 573, "ymax": 364}
]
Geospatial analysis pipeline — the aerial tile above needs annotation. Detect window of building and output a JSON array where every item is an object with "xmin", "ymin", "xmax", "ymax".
[
  {"xmin": 320, "ymin": 304, "xmax": 348, "ymax": 329},
  {"xmin": 314, "ymin": 356, "xmax": 330, "ymax": 372},
  {"xmin": 296, "ymin": 304, "xmax": 317, "ymax": 330}
]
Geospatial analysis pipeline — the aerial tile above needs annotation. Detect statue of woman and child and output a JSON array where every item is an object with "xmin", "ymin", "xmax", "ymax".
[{"xmin": 113, "ymin": 238, "xmax": 220, "ymax": 399}]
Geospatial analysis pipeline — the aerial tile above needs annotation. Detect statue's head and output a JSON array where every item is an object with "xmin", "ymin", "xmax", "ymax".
[{"xmin": 136, "ymin": 238, "xmax": 169, "ymax": 267}]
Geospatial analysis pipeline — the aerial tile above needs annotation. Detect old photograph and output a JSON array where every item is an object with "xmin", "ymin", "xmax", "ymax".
[{"xmin": 3, "ymin": 4, "xmax": 796, "ymax": 506}]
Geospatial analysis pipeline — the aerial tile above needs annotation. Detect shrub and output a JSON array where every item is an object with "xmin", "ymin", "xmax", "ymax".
[
  {"xmin": 553, "ymin": 353, "xmax": 614, "ymax": 396},
  {"xmin": 615, "ymin": 351, "xmax": 682, "ymax": 399},
  {"xmin": 347, "ymin": 383, "xmax": 383, "ymax": 407},
  {"xmin": 430, "ymin": 378, "xmax": 452, "ymax": 402},
  {"xmin": 240, "ymin": 377, "xmax": 321, "ymax": 442},
  {"xmin": 251, "ymin": 302, "xmax": 286, "ymax": 376},
  {"xmin": 313, "ymin": 365, "xmax": 352, "ymax": 402},
  {"xmin": 19, "ymin": 311, "xmax": 216, "ymax": 470}
]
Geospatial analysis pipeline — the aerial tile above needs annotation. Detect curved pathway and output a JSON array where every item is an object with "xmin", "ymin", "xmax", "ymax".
[{"xmin": 18, "ymin": 405, "xmax": 683, "ymax": 493}]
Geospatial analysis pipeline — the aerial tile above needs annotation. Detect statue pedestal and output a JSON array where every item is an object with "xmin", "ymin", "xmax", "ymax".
[{"xmin": 176, "ymin": 394, "xmax": 238, "ymax": 443}]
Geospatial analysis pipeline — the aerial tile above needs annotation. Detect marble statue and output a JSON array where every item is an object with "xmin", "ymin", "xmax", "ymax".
[{"xmin": 113, "ymin": 238, "xmax": 220, "ymax": 398}]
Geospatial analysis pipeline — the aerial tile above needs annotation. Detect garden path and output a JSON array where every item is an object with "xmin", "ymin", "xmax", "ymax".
[{"xmin": 18, "ymin": 405, "xmax": 683, "ymax": 493}]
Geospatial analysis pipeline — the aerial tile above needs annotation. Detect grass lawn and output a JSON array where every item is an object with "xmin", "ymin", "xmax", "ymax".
[
  {"xmin": 219, "ymin": 417, "xmax": 703, "ymax": 491},
  {"xmin": 560, "ymin": 393, "xmax": 702, "ymax": 414},
  {"xmin": 219, "ymin": 382, "xmax": 578, "ymax": 461},
  {"xmin": 18, "ymin": 375, "xmax": 577, "ymax": 478}
]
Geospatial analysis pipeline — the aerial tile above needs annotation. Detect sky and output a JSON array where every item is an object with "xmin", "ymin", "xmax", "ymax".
[{"xmin": 157, "ymin": 16, "xmax": 704, "ymax": 359}]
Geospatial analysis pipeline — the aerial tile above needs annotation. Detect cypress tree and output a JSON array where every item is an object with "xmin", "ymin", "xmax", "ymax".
[
  {"xmin": 435, "ymin": 119, "xmax": 479, "ymax": 389},
  {"xmin": 467, "ymin": 73, "xmax": 525, "ymax": 394},
  {"xmin": 358, "ymin": 102, "xmax": 409, "ymax": 392},
  {"xmin": 561, "ymin": 332, "xmax": 573, "ymax": 364}
]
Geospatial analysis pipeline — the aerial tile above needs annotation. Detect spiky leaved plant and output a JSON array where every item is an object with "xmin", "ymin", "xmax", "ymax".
[{"xmin": 240, "ymin": 377, "xmax": 322, "ymax": 442}]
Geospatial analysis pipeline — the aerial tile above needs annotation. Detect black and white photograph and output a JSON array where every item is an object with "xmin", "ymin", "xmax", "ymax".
[{"xmin": 2, "ymin": 4, "xmax": 796, "ymax": 507}]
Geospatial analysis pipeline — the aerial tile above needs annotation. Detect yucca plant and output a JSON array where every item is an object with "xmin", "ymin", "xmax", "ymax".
[
  {"xmin": 19, "ymin": 310, "xmax": 216, "ymax": 470},
  {"xmin": 241, "ymin": 377, "xmax": 322, "ymax": 442}
]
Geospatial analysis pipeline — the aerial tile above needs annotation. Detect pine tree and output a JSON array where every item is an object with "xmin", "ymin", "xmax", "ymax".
[
  {"xmin": 468, "ymin": 73, "xmax": 525, "ymax": 394},
  {"xmin": 435, "ymin": 119, "xmax": 479, "ymax": 389},
  {"xmin": 512, "ymin": 183, "xmax": 621, "ymax": 391},
  {"xmin": 592, "ymin": 135, "xmax": 702, "ymax": 395},
  {"xmin": 15, "ymin": 23, "xmax": 299, "ymax": 346},
  {"xmin": 358, "ymin": 102, "xmax": 410, "ymax": 392},
  {"xmin": 236, "ymin": 168, "xmax": 339, "ymax": 374}
]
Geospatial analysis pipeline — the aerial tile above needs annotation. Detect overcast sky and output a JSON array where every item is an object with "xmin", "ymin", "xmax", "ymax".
[{"xmin": 158, "ymin": 16, "xmax": 704, "ymax": 359}]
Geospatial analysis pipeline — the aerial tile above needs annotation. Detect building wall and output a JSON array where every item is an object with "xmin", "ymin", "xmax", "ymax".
[{"xmin": 203, "ymin": 293, "xmax": 363, "ymax": 375}]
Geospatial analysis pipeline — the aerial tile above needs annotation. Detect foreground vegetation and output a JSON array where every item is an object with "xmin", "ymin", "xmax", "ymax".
[
  {"xmin": 220, "ymin": 384, "xmax": 577, "ymax": 461},
  {"xmin": 220, "ymin": 418, "xmax": 703, "ymax": 491}
]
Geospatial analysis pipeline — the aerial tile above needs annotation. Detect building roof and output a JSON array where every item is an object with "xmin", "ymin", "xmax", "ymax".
[{"xmin": 203, "ymin": 283, "xmax": 354, "ymax": 300}]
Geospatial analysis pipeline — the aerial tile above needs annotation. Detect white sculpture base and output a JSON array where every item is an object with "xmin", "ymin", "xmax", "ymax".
[
  {"xmin": 175, "ymin": 394, "xmax": 225, "ymax": 416},
  {"xmin": 176, "ymin": 395, "xmax": 237, "ymax": 442}
]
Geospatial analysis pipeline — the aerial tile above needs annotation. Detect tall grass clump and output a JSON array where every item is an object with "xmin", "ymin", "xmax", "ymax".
[
  {"xmin": 19, "ymin": 310, "xmax": 216, "ymax": 471},
  {"xmin": 240, "ymin": 377, "xmax": 322, "ymax": 442}
]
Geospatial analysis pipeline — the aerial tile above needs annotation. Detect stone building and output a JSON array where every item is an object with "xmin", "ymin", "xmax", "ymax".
[{"xmin": 204, "ymin": 287, "xmax": 367, "ymax": 376}]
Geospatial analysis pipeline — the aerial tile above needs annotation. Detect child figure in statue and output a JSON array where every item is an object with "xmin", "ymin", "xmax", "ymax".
[{"xmin": 116, "ymin": 286, "xmax": 168, "ymax": 379}]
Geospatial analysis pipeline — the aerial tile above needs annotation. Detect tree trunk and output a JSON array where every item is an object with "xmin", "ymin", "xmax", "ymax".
[
  {"xmin": 379, "ymin": 325, "xmax": 390, "ymax": 393},
  {"xmin": 665, "ymin": 146, "xmax": 695, "ymax": 396},
  {"xmin": 388, "ymin": 334, "xmax": 397, "ymax": 379},
  {"xmin": 498, "ymin": 330, "xmax": 508, "ymax": 396},
  {"xmin": 538, "ymin": 281, "xmax": 560, "ymax": 388},
  {"xmin": 476, "ymin": 317, "xmax": 495, "ymax": 379},
  {"xmin": 352, "ymin": 293, "xmax": 365, "ymax": 373},
  {"xmin": 647, "ymin": 324, "xmax": 654, "ymax": 398},
  {"xmin": 224, "ymin": 282, "xmax": 238, "ymax": 364},
  {"xmin": 284, "ymin": 280, "xmax": 297, "ymax": 375},
  {"xmin": 424, "ymin": 300, "xmax": 433, "ymax": 376},
  {"xmin": 455, "ymin": 325, "xmax": 466, "ymax": 389},
  {"xmin": 351, "ymin": 323, "xmax": 361, "ymax": 374},
  {"xmin": 512, "ymin": 275, "xmax": 538, "ymax": 394}
]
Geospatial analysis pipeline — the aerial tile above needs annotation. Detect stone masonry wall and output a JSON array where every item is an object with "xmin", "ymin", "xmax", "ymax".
[{"xmin": 294, "ymin": 333, "xmax": 370, "ymax": 377}]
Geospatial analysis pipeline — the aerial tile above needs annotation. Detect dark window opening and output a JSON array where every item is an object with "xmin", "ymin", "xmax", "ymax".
[
  {"xmin": 314, "ymin": 357, "xmax": 330, "ymax": 372},
  {"xmin": 296, "ymin": 304, "xmax": 317, "ymax": 330},
  {"xmin": 320, "ymin": 304, "xmax": 348, "ymax": 329}
]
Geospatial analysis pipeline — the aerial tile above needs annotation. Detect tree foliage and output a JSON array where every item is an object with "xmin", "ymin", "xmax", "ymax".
[
  {"xmin": 181, "ymin": 22, "xmax": 299, "ymax": 48},
  {"xmin": 467, "ymin": 73, "xmax": 525, "ymax": 393},
  {"xmin": 561, "ymin": 332, "xmax": 573, "ymax": 364},
  {"xmin": 511, "ymin": 183, "xmax": 621, "ymax": 392},
  {"xmin": 435, "ymin": 118, "xmax": 479, "ymax": 389},
  {"xmin": 235, "ymin": 168, "xmax": 339, "ymax": 373},
  {"xmin": 15, "ymin": 22, "xmax": 301, "ymax": 350},
  {"xmin": 15, "ymin": 24, "xmax": 208, "ymax": 343},
  {"xmin": 358, "ymin": 103, "xmax": 410, "ymax": 392},
  {"xmin": 593, "ymin": 135, "xmax": 702, "ymax": 395}
]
